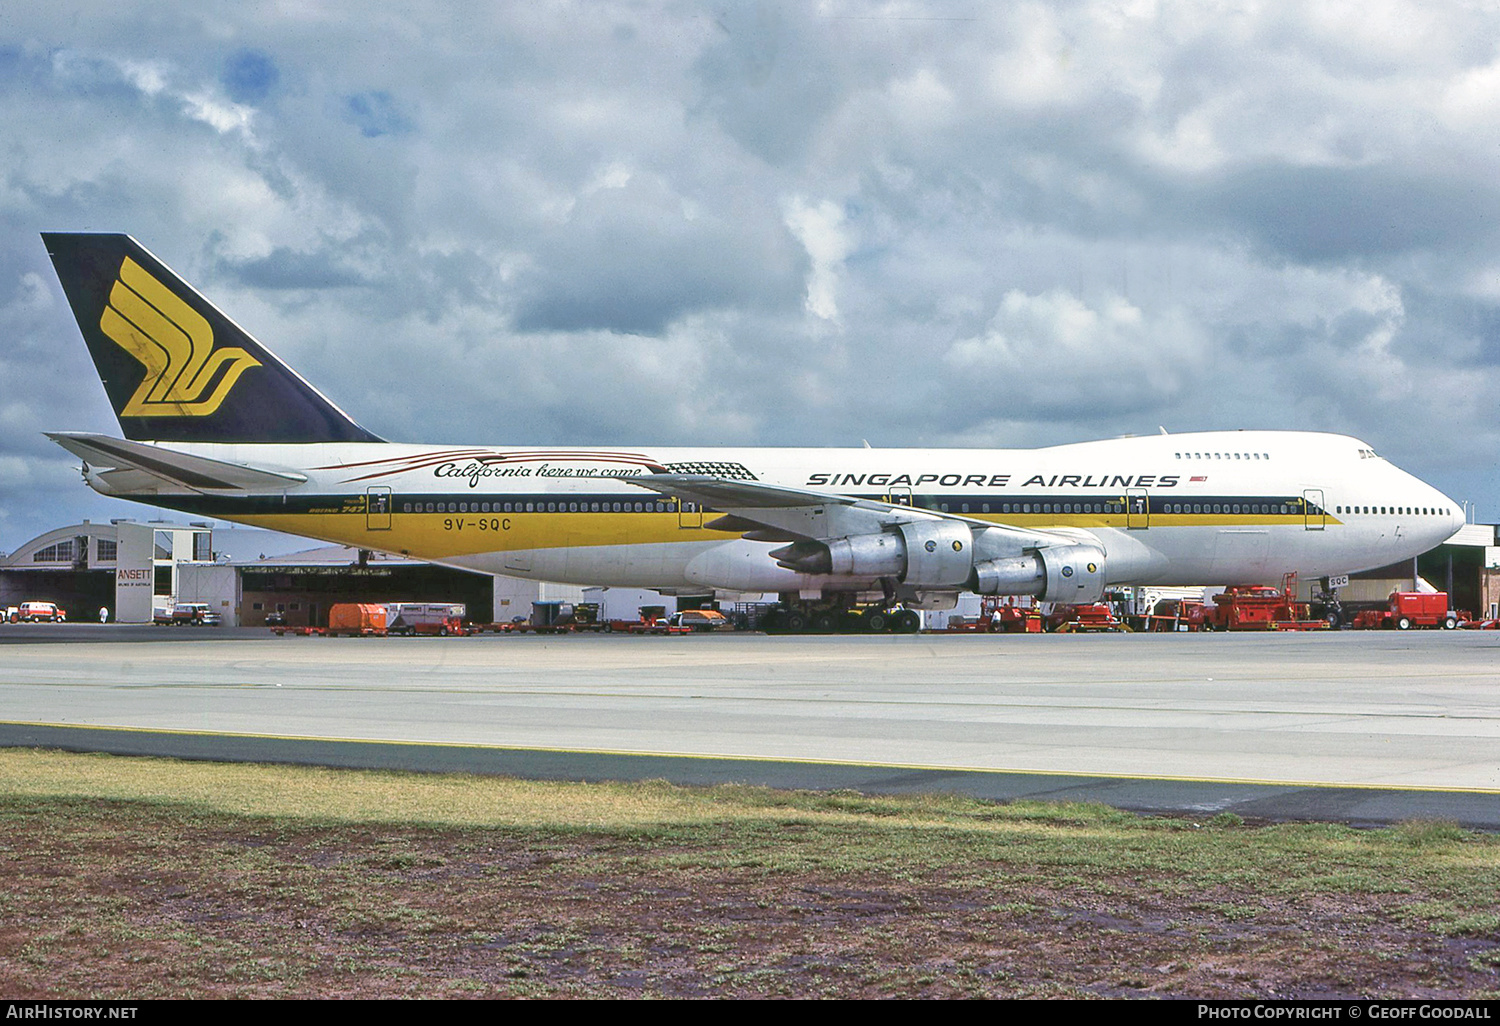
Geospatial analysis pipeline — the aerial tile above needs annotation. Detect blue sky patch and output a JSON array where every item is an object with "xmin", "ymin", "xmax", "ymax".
[
  {"xmin": 342, "ymin": 91, "xmax": 411, "ymax": 138},
  {"xmin": 221, "ymin": 50, "xmax": 278, "ymax": 104}
]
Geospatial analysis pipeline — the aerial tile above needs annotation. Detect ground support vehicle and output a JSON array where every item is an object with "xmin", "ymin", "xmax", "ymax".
[
  {"xmin": 495, "ymin": 604, "xmax": 691, "ymax": 635},
  {"xmin": 668, "ymin": 609, "xmax": 734, "ymax": 632},
  {"xmin": 603, "ymin": 616, "xmax": 691, "ymax": 635},
  {"xmin": 987, "ymin": 605, "xmax": 1045, "ymax": 633},
  {"xmin": 326, "ymin": 603, "xmax": 390, "ymax": 637},
  {"xmin": 385, "ymin": 602, "xmax": 467, "ymax": 636},
  {"xmin": 170, "ymin": 602, "xmax": 221, "ymax": 626},
  {"xmin": 1046, "ymin": 603, "xmax": 1131, "ymax": 633},
  {"xmin": 725, "ymin": 602, "xmax": 778, "ymax": 631},
  {"xmin": 1307, "ymin": 585, "xmax": 1347, "ymax": 629},
  {"xmin": 1141, "ymin": 584, "xmax": 1328, "ymax": 632},
  {"xmin": 1205, "ymin": 586, "xmax": 1291, "ymax": 630},
  {"xmin": 502, "ymin": 601, "xmax": 588, "ymax": 634},
  {"xmin": 1107, "ymin": 586, "xmax": 1207, "ymax": 632},
  {"xmin": 1185, "ymin": 581, "xmax": 1329, "ymax": 632},
  {"xmin": 1140, "ymin": 599, "xmax": 1198, "ymax": 632},
  {"xmin": 1351, "ymin": 592, "xmax": 1457, "ymax": 631},
  {"xmin": 272, "ymin": 601, "xmax": 470, "ymax": 636},
  {"xmin": 617, "ymin": 606, "xmax": 690, "ymax": 634},
  {"xmin": 942, "ymin": 614, "xmax": 985, "ymax": 632},
  {"xmin": 944, "ymin": 598, "xmax": 1045, "ymax": 633},
  {"xmin": 502, "ymin": 624, "xmax": 571, "ymax": 634},
  {"xmin": 18, "ymin": 602, "xmax": 66, "ymax": 623},
  {"xmin": 947, "ymin": 601, "xmax": 1128, "ymax": 632}
]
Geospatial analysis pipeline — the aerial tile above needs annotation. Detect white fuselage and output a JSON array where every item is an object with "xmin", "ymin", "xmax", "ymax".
[{"xmin": 89, "ymin": 429, "xmax": 1463, "ymax": 598}]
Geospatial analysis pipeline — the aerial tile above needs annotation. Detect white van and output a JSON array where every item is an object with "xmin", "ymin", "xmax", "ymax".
[{"xmin": 19, "ymin": 601, "xmax": 65, "ymax": 622}]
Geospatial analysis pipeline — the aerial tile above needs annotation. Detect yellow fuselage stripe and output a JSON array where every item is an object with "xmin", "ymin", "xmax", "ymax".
[{"xmin": 223, "ymin": 510, "xmax": 1341, "ymax": 562}]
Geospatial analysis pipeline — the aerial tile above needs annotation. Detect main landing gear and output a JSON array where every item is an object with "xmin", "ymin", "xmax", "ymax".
[{"xmin": 759, "ymin": 603, "xmax": 923, "ymax": 634}]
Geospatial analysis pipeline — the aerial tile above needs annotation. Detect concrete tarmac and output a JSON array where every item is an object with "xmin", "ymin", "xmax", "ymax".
[{"xmin": 2, "ymin": 625, "xmax": 1498, "ymax": 826}]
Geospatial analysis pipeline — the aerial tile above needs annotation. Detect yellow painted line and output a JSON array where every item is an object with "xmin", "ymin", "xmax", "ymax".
[{"xmin": 4, "ymin": 719, "xmax": 1497, "ymax": 795}]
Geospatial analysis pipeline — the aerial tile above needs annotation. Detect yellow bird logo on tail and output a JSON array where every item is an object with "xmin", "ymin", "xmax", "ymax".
[{"xmin": 100, "ymin": 256, "xmax": 260, "ymax": 417}]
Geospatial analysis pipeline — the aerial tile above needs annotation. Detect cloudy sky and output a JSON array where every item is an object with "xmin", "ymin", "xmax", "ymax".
[{"xmin": 2, "ymin": 0, "xmax": 1497, "ymax": 551}]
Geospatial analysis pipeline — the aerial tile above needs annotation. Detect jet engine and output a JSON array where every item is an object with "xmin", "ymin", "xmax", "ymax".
[
  {"xmin": 971, "ymin": 543, "xmax": 1107, "ymax": 604},
  {"xmin": 771, "ymin": 520, "xmax": 1106, "ymax": 601},
  {"xmin": 771, "ymin": 520, "xmax": 975, "ymax": 587}
]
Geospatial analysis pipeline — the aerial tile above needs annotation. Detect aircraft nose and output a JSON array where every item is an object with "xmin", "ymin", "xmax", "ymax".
[{"xmin": 1436, "ymin": 492, "xmax": 1465, "ymax": 540}]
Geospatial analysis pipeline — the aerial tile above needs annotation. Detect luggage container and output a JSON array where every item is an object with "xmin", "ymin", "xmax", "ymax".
[{"xmin": 327, "ymin": 603, "xmax": 389, "ymax": 636}]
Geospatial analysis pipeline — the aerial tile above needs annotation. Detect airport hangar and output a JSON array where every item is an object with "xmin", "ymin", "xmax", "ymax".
[
  {"xmin": 1, "ymin": 516, "xmax": 1497, "ymax": 628},
  {"xmin": 0, "ymin": 519, "xmax": 693, "ymax": 627}
]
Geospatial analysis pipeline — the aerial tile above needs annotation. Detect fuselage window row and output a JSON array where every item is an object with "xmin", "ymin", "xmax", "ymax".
[
  {"xmin": 386, "ymin": 497, "xmax": 1447, "ymax": 518},
  {"xmin": 399, "ymin": 500, "xmax": 682, "ymax": 514},
  {"xmin": 1173, "ymin": 452, "xmax": 1271, "ymax": 460}
]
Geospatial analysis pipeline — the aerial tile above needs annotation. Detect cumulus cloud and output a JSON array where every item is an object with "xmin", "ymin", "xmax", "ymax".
[
  {"xmin": 944, "ymin": 289, "xmax": 1204, "ymax": 419},
  {"xmin": 2, "ymin": 0, "xmax": 1500, "ymax": 546},
  {"xmin": 782, "ymin": 196, "xmax": 853, "ymax": 322}
]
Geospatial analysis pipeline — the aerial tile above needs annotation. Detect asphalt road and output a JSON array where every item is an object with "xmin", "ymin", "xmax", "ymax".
[{"xmin": 2, "ymin": 625, "xmax": 1497, "ymax": 826}]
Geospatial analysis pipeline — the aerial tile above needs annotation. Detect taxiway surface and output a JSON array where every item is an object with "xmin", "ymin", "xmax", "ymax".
[{"xmin": 2, "ymin": 627, "xmax": 1497, "ymax": 825}]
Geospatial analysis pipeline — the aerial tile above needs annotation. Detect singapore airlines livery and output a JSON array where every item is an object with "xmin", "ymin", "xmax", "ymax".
[{"xmin": 41, "ymin": 233, "xmax": 1463, "ymax": 630}]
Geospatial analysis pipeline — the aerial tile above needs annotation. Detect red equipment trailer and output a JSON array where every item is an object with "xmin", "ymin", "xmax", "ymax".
[{"xmin": 1351, "ymin": 592, "xmax": 1457, "ymax": 631}]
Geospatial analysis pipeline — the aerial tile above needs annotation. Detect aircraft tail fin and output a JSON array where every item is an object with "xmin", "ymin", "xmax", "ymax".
[{"xmin": 41, "ymin": 232, "xmax": 383, "ymax": 444}]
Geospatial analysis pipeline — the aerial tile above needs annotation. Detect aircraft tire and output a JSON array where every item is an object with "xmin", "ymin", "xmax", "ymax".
[
  {"xmin": 784, "ymin": 611, "xmax": 808, "ymax": 632},
  {"xmin": 864, "ymin": 610, "xmax": 889, "ymax": 632},
  {"xmin": 895, "ymin": 610, "xmax": 922, "ymax": 634}
]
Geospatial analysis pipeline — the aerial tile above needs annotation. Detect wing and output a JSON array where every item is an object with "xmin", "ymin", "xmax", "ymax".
[
  {"xmin": 630, "ymin": 473, "xmax": 1072, "ymax": 549},
  {"xmin": 630, "ymin": 473, "xmax": 1112, "ymax": 599},
  {"xmin": 48, "ymin": 432, "xmax": 307, "ymax": 493}
]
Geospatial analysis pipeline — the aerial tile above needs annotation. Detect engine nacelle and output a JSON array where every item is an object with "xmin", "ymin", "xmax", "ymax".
[
  {"xmin": 971, "ymin": 554, "xmax": 1046, "ymax": 597},
  {"xmin": 774, "ymin": 520, "xmax": 976, "ymax": 587},
  {"xmin": 772, "ymin": 524, "xmax": 1103, "ymax": 600},
  {"xmin": 972, "ymin": 543, "xmax": 1107, "ymax": 604},
  {"xmin": 826, "ymin": 531, "xmax": 905, "ymax": 577},
  {"xmin": 896, "ymin": 520, "xmax": 973, "ymax": 587},
  {"xmin": 1038, "ymin": 543, "xmax": 1107, "ymax": 604}
]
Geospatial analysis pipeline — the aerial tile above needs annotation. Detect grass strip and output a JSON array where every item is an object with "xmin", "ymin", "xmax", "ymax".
[{"xmin": 1, "ymin": 749, "xmax": 1498, "ymax": 998}]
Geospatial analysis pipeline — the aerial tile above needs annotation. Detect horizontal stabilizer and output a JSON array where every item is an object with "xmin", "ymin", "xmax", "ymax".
[{"xmin": 47, "ymin": 432, "xmax": 307, "ymax": 492}]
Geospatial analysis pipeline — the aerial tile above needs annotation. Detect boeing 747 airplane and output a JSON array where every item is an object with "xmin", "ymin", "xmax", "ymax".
[{"xmin": 40, "ymin": 233, "xmax": 1464, "ymax": 630}]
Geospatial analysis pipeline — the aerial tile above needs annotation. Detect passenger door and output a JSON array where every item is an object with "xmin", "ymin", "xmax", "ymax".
[
  {"xmin": 366, "ymin": 487, "xmax": 392, "ymax": 531},
  {"xmin": 1303, "ymin": 489, "xmax": 1326, "ymax": 531}
]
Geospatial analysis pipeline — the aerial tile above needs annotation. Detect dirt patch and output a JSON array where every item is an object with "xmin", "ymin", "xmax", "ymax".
[{"xmin": 2, "ymin": 798, "xmax": 1498, "ymax": 998}]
